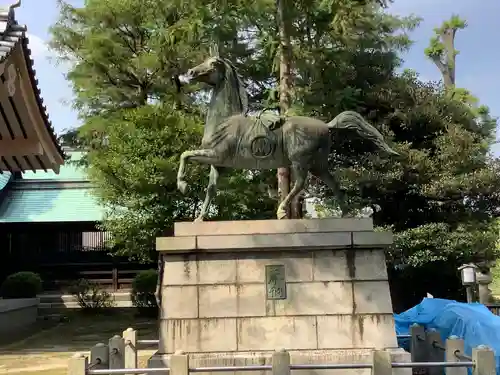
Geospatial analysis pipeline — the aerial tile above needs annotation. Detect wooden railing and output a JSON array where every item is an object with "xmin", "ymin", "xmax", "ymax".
[
  {"xmin": 42, "ymin": 262, "xmax": 153, "ymax": 292},
  {"xmin": 78, "ymin": 268, "xmax": 140, "ymax": 291}
]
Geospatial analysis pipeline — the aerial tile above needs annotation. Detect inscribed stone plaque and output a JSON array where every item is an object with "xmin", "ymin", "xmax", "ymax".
[{"xmin": 265, "ymin": 264, "xmax": 286, "ymax": 300}]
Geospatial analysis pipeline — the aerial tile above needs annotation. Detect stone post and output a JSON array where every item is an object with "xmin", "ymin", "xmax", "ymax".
[
  {"xmin": 109, "ymin": 334, "xmax": 125, "ymax": 369},
  {"xmin": 123, "ymin": 327, "xmax": 138, "ymax": 373},
  {"xmin": 272, "ymin": 349, "xmax": 291, "ymax": 375},
  {"xmin": 90, "ymin": 342, "xmax": 109, "ymax": 369},
  {"xmin": 426, "ymin": 329, "xmax": 444, "ymax": 375},
  {"xmin": 170, "ymin": 351, "xmax": 189, "ymax": 375},
  {"xmin": 472, "ymin": 345, "xmax": 495, "ymax": 375},
  {"xmin": 372, "ymin": 350, "xmax": 392, "ymax": 375},
  {"xmin": 410, "ymin": 324, "xmax": 427, "ymax": 363},
  {"xmin": 67, "ymin": 353, "xmax": 88, "ymax": 375},
  {"xmin": 445, "ymin": 336, "xmax": 467, "ymax": 375}
]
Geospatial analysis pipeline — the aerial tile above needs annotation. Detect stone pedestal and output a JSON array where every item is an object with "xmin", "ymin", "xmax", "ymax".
[{"xmin": 149, "ymin": 218, "xmax": 409, "ymax": 374}]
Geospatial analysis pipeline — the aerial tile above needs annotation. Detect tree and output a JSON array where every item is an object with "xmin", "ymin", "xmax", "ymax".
[
  {"xmin": 50, "ymin": 0, "xmax": 276, "ymax": 261},
  {"xmin": 257, "ymin": 0, "xmax": 410, "ymax": 218},
  {"xmin": 58, "ymin": 127, "xmax": 81, "ymax": 148},
  {"xmin": 424, "ymin": 15, "xmax": 467, "ymax": 89},
  {"xmin": 276, "ymin": 0, "xmax": 293, "ymax": 219},
  {"xmin": 314, "ymin": 67, "xmax": 500, "ymax": 308},
  {"xmin": 296, "ymin": 11, "xmax": 500, "ymax": 308},
  {"xmin": 425, "ymin": 15, "xmax": 500, "ymax": 303},
  {"xmin": 50, "ymin": 0, "xmax": 426, "ymax": 267},
  {"xmin": 425, "ymin": 16, "xmax": 495, "ymax": 133}
]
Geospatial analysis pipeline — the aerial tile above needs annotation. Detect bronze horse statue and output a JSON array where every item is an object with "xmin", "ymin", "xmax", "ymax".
[{"xmin": 176, "ymin": 56, "xmax": 398, "ymax": 221}]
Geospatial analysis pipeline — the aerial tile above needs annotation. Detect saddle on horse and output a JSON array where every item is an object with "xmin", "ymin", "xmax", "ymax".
[{"xmin": 255, "ymin": 109, "xmax": 286, "ymax": 131}]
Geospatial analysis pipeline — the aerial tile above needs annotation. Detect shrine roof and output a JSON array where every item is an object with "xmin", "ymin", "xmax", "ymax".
[
  {"xmin": 0, "ymin": 2, "xmax": 65, "ymax": 173},
  {"xmin": 0, "ymin": 171, "xmax": 11, "ymax": 190},
  {"xmin": 0, "ymin": 150, "xmax": 105, "ymax": 223}
]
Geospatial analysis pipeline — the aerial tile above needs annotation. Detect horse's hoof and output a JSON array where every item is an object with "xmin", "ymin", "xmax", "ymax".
[
  {"xmin": 194, "ymin": 216, "xmax": 204, "ymax": 223},
  {"xmin": 177, "ymin": 180, "xmax": 188, "ymax": 194},
  {"xmin": 276, "ymin": 210, "xmax": 287, "ymax": 220}
]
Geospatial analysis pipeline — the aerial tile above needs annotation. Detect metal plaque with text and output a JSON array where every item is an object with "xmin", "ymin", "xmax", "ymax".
[{"xmin": 265, "ymin": 264, "xmax": 287, "ymax": 300}]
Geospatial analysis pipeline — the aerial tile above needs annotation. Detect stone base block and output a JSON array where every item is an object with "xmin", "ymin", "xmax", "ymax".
[
  {"xmin": 148, "ymin": 348, "xmax": 411, "ymax": 375},
  {"xmin": 159, "ymin": 314, "xmax": 398, "ymax": 353},
  {"xmin": 157, "ymin": 218, "xmax": 398, "ymax": 356}
]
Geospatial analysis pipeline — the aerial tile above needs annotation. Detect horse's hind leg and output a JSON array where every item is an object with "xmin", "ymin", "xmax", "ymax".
[
  {"xmin": 277, "ymin": 163, "xmax": 307, "ymax": 219},
  {"xmin": 195, "ymin": 165, "xmax": 219, "ymax": 222},
  {"xmin": 311, "ymin": 168, "xmax": 349, "ymax": 217}
]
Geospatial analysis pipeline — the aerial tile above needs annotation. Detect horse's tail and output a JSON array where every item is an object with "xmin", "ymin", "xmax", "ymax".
[{"xmin": 327, "ymin": 111, "xmax": 399, "ymax": 157}]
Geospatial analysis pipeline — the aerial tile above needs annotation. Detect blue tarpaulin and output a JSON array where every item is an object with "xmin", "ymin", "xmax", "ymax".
[{"xmin": 394, "ymin": 298, "xmax": 500, "ymax": 373}]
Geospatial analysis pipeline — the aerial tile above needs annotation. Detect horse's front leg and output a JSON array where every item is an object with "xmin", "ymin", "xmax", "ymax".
[
  {"xmin": 177, "ymin": 149, "xmax": 217, "ymax": 194},
  {"xmin": 195, "ymin": 165, "xmax": 220, "ymax": 222}
]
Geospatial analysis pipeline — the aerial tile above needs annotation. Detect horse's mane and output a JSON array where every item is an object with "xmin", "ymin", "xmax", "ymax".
[{"xmin": 220, "ymin": 58, "xmax": 249, "ymax": 115}]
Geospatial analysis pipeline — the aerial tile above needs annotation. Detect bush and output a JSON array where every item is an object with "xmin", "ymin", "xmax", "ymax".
[
  {"xmin": 69, "ymin": 279, "xmax": 115, "ymax": 310},
  {"xmin": 0, "ymin": 271, "xmax": 43, "ymax": 299},
  {"xmin": 132, "ymin": 269, "xmax": 158, "ymax": 315}
]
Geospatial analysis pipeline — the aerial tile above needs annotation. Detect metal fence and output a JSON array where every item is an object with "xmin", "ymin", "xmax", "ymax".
[{"xmin": 67, "ymin": 325, "xmax": 495, "ymax": 375}]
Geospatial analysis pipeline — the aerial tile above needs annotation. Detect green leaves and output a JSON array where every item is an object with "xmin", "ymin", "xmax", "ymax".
[
  {"xmin": 50, "ymin": 0, "xmax": 281, "ymax": 260},
  {"xmin": 80, "ymin": 104, "xmax": 275, "ymax": 260},
  {"xmin": 392, "ymin": 221, "xmax": 500, "ymax": 267},
  {"xmin": 83, "ymin": 105, "xmax": 203, "ymax": 260},
  {"xmin": 315, "ymin": 71, "xmax": 500, "ymax": 267},
  {"xmin": 424, "ymin": 15, "xmax": 468, "ymax": 88},
  {"xmin": 51, "ymin": 0, "xmax": 212, "ymax": 117},
  {"xmin": 51, "ymin": 0, "xmax": 500, "ymax": 271}
]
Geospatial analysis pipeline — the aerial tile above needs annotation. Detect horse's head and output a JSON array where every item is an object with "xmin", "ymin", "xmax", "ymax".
[
  {"xmin": 179, "ymin": 56, "xmax": 227, "ymax": 87},
  {"xmin": 178, "ymin": 55, "xmax": 249, "ymax": 116}
]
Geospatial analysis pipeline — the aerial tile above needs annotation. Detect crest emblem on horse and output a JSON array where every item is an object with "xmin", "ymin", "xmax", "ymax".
[
  {"xmin": 175, "ymin": 55, "xmax": 399, "ymax": 222},
  {"xmin": 250, "ymin": 135, "xmax": 274, "ymax": 158},
  {"xmin": 239, "ymin": 113, "xmax": 283, "ymax": 160}
]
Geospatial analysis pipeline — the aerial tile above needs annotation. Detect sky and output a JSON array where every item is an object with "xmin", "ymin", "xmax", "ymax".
[{"xmin": 2, "ymin": 0, "xmax": 499, "ymax": 153}]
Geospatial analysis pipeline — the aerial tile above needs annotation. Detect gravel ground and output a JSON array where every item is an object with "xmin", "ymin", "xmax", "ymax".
[{"xmin": 0, "ymin": 310, "xmax": 157, "ymax": 374}]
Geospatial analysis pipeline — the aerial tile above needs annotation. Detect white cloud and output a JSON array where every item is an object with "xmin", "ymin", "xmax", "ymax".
[{"xmin": 26, "ymin": 33, "xmax": 50, "ymax": 60}]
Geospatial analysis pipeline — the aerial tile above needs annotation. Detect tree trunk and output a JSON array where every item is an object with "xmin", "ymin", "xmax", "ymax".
[
  {"xmin": 441, "ymin": 29, "xmax": 456, "ymax": 88},
  {"xmin": 276, "ymin": 0, "xmax": 293, "ymax": 219}
]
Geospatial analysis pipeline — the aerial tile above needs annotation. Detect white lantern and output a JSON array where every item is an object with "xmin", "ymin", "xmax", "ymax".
[{"xmin": 458, "ymin": 263, "xmax": 478, "ymax": 286}]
